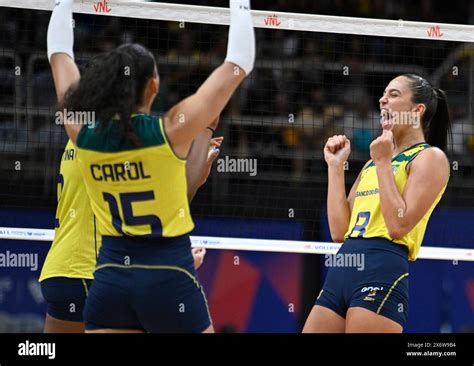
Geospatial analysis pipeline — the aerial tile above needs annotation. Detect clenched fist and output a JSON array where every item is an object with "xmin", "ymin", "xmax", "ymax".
[
  {"xmin": 370, "ymin": 130, "xmax": 394, "ymax": 165},
  {"xmin": 324, "ymin": 135, "xmax": 351, "ymax": 168}
]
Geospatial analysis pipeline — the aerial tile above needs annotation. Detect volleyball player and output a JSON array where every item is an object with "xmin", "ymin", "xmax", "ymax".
[
  {"xmin": 39, "ymin": 133, "xmax": 222, "ymax": 333},
  {"xmin": 46, "ymin": 0, "xmax": 254, "ymax": 333},
  {"xmin": 303, "ymin": 74, "xmax": 451, "ymax": 333}
]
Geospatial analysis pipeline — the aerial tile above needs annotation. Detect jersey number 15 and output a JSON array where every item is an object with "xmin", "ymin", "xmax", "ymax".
[{"xmin": 103, "ymin": 191, "xmax": 163, "ymax": 237}]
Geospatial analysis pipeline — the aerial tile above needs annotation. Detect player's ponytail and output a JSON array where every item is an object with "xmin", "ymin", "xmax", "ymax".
[
  {"xmin": 402, "ymin": 73, "xmax": 452, "ymax": 152},
  {"xmin": 428, "ymin": 88, "xmax": 452, "ymax": 152},
  {"xmin": 63, "ymin": 43, "xmax": 157, "ymax": 146}
]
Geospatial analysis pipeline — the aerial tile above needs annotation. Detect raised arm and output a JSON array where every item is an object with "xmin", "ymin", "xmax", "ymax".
[
  {"xmin": 186, "ymin": 119, "xmax": 223, "ymax": 202},
  {"xmin": 47, "ymin": 0, "xmax": 81, "ymax": 143},
  {"xmin": 164, "ymin": 0, "xmax": 255, "ymax": 159},
  {"xmin": 324, "ymin": 135, "xmax": 357, "ymax": 242},
  {"xmin": 371, "ymin": 130, "xmax": 449, "ymax": 239}
]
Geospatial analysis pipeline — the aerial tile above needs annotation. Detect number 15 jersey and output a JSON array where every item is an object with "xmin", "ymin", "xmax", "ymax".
[
  {"xmin": 345, "ymin": 143, "xmax": 448, "ymax": 261},
  {"xmin": 76, "ymin": 114, "xmax": 194, "ymax": 238}
]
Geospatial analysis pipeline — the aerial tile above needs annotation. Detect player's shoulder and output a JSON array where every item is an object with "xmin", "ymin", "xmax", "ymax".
[
  {"xmin": 414, "ymin": 146, "xmax": 449, "ymax": 167},
  {"xmin": 409, "ymin": 146, "xmax": 450, "ymax": 180}
]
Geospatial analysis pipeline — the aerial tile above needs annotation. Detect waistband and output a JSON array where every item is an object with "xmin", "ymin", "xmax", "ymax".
[
  {"xmin": 341, "ymin": 237, "xmax": 408, "ymax": 259},
  {"xmin": 100, "ymin": 234, "xmax": 191, "ymax": 254}
]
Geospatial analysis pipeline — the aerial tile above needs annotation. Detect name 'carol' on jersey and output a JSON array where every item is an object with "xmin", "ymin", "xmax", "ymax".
[{"xmin": 90, "ymin": 161, "xmax": 151, "ymax": 182}]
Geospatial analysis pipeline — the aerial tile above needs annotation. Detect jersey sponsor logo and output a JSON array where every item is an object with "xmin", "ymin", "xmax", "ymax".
[{"xmin": 355, "ymin": 188, "xmax": 379, "ymax": 197}]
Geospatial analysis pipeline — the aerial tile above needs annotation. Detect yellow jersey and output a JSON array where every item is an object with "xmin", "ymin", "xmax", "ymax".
[
  {"xmin": 39, "ymin": 140, "xmax": 100, "ymax": 282},
  {"xmin": 76, "ymin": 114, "xmax": 194, "ymax": 238},
  {"xmin": 345, "ymin": 143, "xmax": 448, "ymax": 261}
]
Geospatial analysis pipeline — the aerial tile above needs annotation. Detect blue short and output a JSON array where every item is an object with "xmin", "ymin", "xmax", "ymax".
[
  {"xmin": 315, "ymin": 237, "xmax": 409, "ymax": 327},
  {"xmin": 84, "ymin": 234, "xmax": 211, "ymax": 333},
  {"xmin": 41, "ymin": 277, "xmax": 92, "ymax": 322}
]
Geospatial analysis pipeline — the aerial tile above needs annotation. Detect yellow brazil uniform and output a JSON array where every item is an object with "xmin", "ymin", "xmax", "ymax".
[
  {"xmin": 78, "ymin": 114, "xmax": 212, "ymax": 333},
  {"xmin": 75, "ymin": 114, "xmax": 194, "ymax": 238},
  {"xmin": 39, "ymin": 140, "xmax": 100, "ymax": 282},
  {"xmin": 345, "ymin": 143, "xmax": 448, "ymax": 261}
]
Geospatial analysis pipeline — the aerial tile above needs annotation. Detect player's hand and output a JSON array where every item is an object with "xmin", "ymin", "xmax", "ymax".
[
  {"xmin": 199, "ymin": 137, "xmax": 223, "ymax": 185},
  {"xmin": 370, "ymin": 130, "xmax": 394, "ymax": 165},
  {"xmin": 324, "ymin": 135, "xmax": 351, "ymax": 168},
  {"xmin": 192, "ymin": 247, "xmax": 206, "ymax": 270}
]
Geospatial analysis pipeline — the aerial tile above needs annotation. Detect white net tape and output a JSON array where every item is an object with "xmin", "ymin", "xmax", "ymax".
[
  {"xmin": 0, "ymin": 0, "xmax": 473, "ymax": 42},
  {"xmin": 1, "ymin": 227, "xmax": 472, "ymax": 261}
]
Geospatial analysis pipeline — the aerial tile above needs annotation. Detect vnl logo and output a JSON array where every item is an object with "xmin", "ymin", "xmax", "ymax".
[
  {"xmin": 427, "ymin": 25, "xmax": 443, "ymax": 38},
  {"xmin": 94, "ymin": 0, "xmax": 112, "ymax": 13},
  {"xmin": 264, "ymin": 14, "xmax": 281, "ymax": 27}
]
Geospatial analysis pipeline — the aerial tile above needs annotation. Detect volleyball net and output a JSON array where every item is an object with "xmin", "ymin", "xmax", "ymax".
[
  {"xmin": 0, "ymin": 226, "xmax": 473, "ymax": 261},
  {"xmin": 0, "ymin": 1, "xmax": 473, "ymax": 260}
]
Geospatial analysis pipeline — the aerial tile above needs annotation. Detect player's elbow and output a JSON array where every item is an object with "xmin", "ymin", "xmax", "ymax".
[
  {"xmin": 388, "ymin": 229, "xmax": 403, "ymax": 240},
  {"xmin": 328, "ymin": 221, "xmax": 346, "ymax": 242},
  {"xmin": 330, "ymin": 230, "xmax": 345, "ymax": 243},
  {"xmin": 388, "ymin": 225, "xmax": 410, "ymax": 240}
]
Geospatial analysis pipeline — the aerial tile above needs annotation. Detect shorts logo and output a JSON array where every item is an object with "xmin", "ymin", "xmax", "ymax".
[{"xmin": 361, "ymin": 286, "xmax": 384, "ymax": 302}]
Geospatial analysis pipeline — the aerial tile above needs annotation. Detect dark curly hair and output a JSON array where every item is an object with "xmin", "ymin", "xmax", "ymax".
[{"xmin": 63, "ymin": 43, "xmax": 157, "ymax": 146}]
